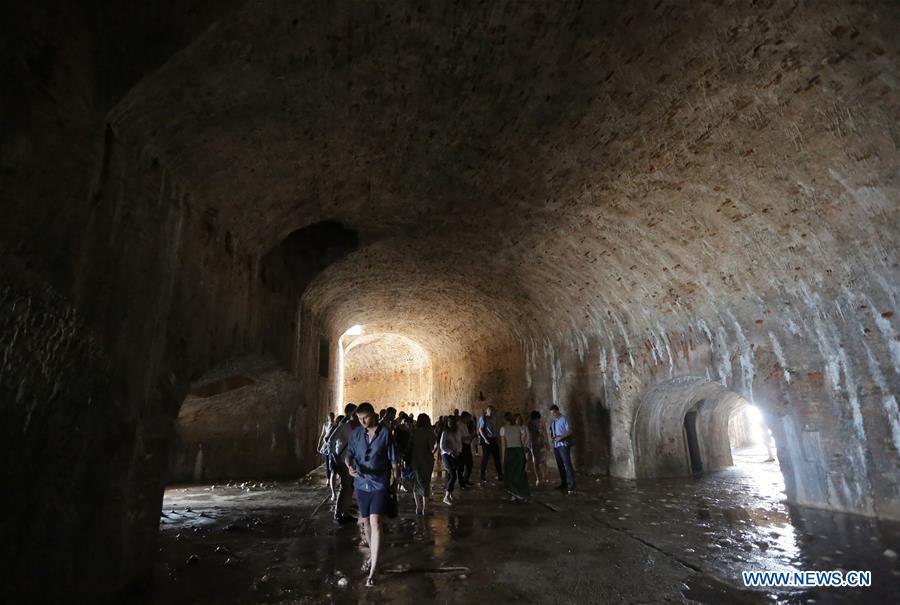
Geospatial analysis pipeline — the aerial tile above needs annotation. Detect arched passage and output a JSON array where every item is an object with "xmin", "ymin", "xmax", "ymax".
[
  {"xmin": 632, "ymin": 377, "xmax": 780, "ymax": 479},
  {"xmin": 167, "ymin": 356, "xmax": 306, "ymax": 484},
  {"xmin": 338, "ymin": 329, "xmax": 434, "ymax": 418},
  {"xmin": 728, "ymin": 404, "xmax": 778, "ymax": 464}
]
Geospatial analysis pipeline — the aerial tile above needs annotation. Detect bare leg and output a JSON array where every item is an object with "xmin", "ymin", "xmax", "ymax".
[
  {"xmin": 367, "ymin": 514, "xmax": 382, "ymax": 586},
  {"xmin": 359, "ymin": 516, "xmax": 373, "ymax": 573},
  {"xmin": 359, "ymin": 517, "xmax": 371, "ymax": 549}
]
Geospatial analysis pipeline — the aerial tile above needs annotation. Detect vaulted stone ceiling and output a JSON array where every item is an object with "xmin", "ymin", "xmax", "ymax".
[
  {"xmin": 3, "ymin": 2, "xmax": 899, "ymax": 601},
  {"xmin": 112, "ymin": 0, "xmax": 898, "ymax": 354}
]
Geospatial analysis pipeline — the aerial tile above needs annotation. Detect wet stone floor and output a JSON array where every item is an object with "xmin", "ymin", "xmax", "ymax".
[{"xmin": 130, "ymin": 448, "xmax": 900, "ymax": 604}]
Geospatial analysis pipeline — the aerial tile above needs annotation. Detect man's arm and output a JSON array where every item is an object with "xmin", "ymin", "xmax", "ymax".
[
  {"xmin": 388, "ymin": 437, "xmax": 400, "ymax": 486},
  {"xmin": 477, "ymin": 417, "xmax": 489, "ymax": 441},
  {"xmin": 391, "ymin": 462, "xmax": 401, "ymax": 486},
  {"xmin": 345, "ymin": 433, "xmax": 359, "ymax": 476}
]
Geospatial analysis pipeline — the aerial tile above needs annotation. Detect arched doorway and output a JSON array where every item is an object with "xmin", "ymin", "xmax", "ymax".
[
  {"xmin": 632, "ymin": 377, "xmax": 780, "ymax": 479},
  {"xmin": 683, "ymin": 406, "xmax": 703, "ymax": 474},
  {"xmin": 337, "ymin": 326, "xmax": 434, "ymax": 418}
]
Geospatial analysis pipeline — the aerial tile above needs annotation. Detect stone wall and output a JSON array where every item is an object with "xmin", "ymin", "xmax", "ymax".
[
  {"xmin": 169, "ymin": 357, "xmax": 307, "ymax": 483},
  {"xmin": 430, "ymin": 345, "xmax": 528, "ymax": 418},
  {"xmin": 0, "ymin": 10, "xmax": 348, "ymax": 597},
  {"xmin": 344, "ymin": 367, "xmax": 433, "ymax": 417},
  {"xmin": 341, "ymin": 332, "xmax": 433, "ymax": 415},
  {"xmin": 522, "ymin": 298, "xmax": 900, "ymax": 520}
]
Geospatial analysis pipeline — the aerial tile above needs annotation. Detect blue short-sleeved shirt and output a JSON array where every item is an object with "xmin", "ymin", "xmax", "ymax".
[
  {"xmin": 477, "ymin": 415, "xmax": 497, "ymax": 438},
  {"xmin": 550, "ymin": 415, "xmax": 571, "ymax": 448},
  {"xmin": 346, "ymin": 424, "xmax": 398, "ymax": 492}
]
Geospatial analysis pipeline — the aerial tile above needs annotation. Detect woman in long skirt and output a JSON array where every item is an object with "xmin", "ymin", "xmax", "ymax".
[
  {"xmin": 500, "ymin": 413, "xmax": 531, "ymax": 501},
  {"xmin": 409, "ymin": 413, "xmax": 437, "ymax": 515}
]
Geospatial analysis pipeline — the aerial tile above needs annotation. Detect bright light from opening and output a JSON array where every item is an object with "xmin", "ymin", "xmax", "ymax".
[
  {"xmin": 345, "ymin": 324, "xmax": 363, "ymax": 336},
  {"xmin": 745, "ymin": 405, "xmax": 765, "ymax": 444}
]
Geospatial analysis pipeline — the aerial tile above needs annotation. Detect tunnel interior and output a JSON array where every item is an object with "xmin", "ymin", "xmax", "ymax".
[{"xmin": 2, "ymin": 0, "xmax": 898, "ymax": 602}]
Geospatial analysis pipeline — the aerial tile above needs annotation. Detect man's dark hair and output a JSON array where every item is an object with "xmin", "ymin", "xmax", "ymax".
[
  {"xmin": 549, "ymin": 404, "xmax": 560, "ymax": 412},
  {"xmin": 531, "ymin": 410, "xmax": 541, "ymax": 420},
  {"xmin": 344, "ymin": 403, "xmax": 358, "ymax": 416},
  {"xmin": 357, "ymin": 402, "xmax": 375, "ymax": 415}
]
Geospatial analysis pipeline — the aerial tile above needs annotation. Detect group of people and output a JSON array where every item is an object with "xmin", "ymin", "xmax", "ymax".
[{"xmin": 316, "ymin": 402, "xmax": 576, "ymax": 586}]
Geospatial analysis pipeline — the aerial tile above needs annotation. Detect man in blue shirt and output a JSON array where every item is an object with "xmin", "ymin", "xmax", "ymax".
[
  {"xmin": 549, "ymin": 404, "xmax": 576, "ymax": 493},
  {"xmin": 477, "ymin": 405, "xmax": 504, "ymax": 484},
  {"xmin": 345, "ymin": 402, "xmax": 399, "ymax": 587}
]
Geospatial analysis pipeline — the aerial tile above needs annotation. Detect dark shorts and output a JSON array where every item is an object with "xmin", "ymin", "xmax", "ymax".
[{"xmin": 355, "ymin": 488, "xmax": 389, "ymax": 518}]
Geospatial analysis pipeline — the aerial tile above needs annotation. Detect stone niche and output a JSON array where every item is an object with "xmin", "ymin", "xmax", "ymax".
[{"xmin": 168, "ymin": 356, "xmax": 307, "ymax": 483}]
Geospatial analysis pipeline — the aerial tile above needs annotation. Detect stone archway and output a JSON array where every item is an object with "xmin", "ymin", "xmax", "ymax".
[
  {"xmin": 632, "ymin": 376, "xmax": 771, "ymax": 478},
  {"xmin": 339, "ymin": 330, "xmax": 434, "ymax": 418}
]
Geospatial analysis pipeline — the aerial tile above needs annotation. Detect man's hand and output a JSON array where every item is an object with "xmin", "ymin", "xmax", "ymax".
[{"xmin": 347, "ymin": 464, "xmax": 360, "ymax": 478}]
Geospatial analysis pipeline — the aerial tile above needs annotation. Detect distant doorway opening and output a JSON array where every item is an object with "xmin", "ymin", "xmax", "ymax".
[
  {"xmin": 684, "ymin": 408, "xmax": 703, "ymax": 474},
  {"xmin": 337, "ymin": 326, "xmax": 433, "ymax": 418}
]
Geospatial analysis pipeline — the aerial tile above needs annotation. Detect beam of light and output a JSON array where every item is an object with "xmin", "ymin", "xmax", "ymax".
[
  {"xmin": 745, "ymin": 404, "xmax": 764, "ymax": 444},
  {"xmin": 345, "ymin": 324, "xmax": 363, "ymax": 336}
]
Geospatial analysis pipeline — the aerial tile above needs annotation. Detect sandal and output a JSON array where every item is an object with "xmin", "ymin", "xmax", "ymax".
[{"xmin": 365, "ymin": 576, "xmax": 375, "ymax": 588}]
